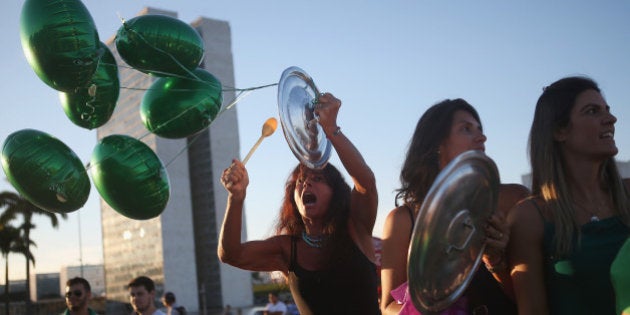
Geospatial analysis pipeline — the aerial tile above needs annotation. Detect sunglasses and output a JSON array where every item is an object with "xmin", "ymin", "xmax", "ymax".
[{"xmin": 65, "ymin": 290, "xmax": 83, "ymax": 298}]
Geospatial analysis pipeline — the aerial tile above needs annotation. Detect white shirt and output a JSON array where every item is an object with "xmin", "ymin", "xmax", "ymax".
[{"xmin": 265, "ymin": 301, "xmax": 287, "ymax": 314}]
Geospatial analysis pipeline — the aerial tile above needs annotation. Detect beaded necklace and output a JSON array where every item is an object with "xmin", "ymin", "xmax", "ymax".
[{"xmin": 301, "ymin": 231, "xmax": 328, "ymax": 248}]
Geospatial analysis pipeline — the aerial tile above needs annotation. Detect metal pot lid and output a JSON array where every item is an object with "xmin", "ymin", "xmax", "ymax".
[
  {"xmin": 407, "ymin": 150, "xmax": 499, "ymax": 313},
  {"xmin": 277, "ymin": 66, "xmax": 331, "ymax": 169}
]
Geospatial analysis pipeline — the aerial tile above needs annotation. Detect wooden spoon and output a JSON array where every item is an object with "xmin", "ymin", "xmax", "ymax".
[{"xmin": 242, "ymin": 117, "xmax": 278, "ymax": 164}]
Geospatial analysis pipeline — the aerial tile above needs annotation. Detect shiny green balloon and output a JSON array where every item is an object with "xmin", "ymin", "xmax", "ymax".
[
  {"xmin": 141, "ymin": 68, "xmax": 222, "ymax": 138},
  {"xmin": 1, "ymin": 129, "xmax": 90, "ymax": 213},
  {"xmin": 20, "ymin": 0, "xmax": 100, "ymax": 92},
  {"xmin": 115, "ymin": 14, "xmax": 204, "ymax": 77},
  {"xmin": 90, "ymin": 135, "xmax": 170, "ymax": 220},
  {"xmin": 59, "ymin": 42, "xmax": 120, "ymax": 130}
]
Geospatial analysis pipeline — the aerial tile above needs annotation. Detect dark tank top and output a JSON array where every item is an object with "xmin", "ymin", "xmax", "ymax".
[
  {"xmin": 287, "ymin": 236, "xmax": 381, "ymax": 315},
  {"xmin": 465, "ymin": 263, "xmax": 517, "ymax": 314},
  {"xmin": 534, "ymin": 202, "xmax": 630, "ymax": 315}
]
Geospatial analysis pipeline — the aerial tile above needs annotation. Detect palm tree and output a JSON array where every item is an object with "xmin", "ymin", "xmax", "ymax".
[
  {"xmin": 0, "ymin": 223, "xmax": 34, "ymax": 315},
  {"xmin": 0, "ymin": 191, "xmax": 66, "ymax": 313}
]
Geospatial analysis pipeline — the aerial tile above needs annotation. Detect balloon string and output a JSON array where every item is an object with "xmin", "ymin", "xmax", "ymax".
[
  {"xmin": 84, "ymin": 86, "xmax": 251, "ymax": 171},
  {"xmin": 217, "ymin": 89, "xmax": 253, "ymax": 116},
  {"xmin": 162, "ymin": 133, "xmax": 204, "ymax": 168},
  {"xmin": 101, "ymin": 60, "xmax": 279, "ymax": 90},
  {"xmin": 120, "ymin": 22, "xmax": 202, "ymax": 81},
  {"xmin": 135, "ymin": 86, "xmax": 252, "ymax": 139},
  {"xmin": 121, "ymin": 82, "xmax": 270, "ymax": 138},
  {"xmin": 85, "ymin": 141, "xmax": 146, "ymax": 172},
  {"xmin": 87, "ymin": 57, "xmax": 279, "ymax": 171},
  {"xmin": 101, "ymin": 61, "xmax": 279, "ymax": 94},
  {"xmin": 158, "ymin": 84, "xmax": 265, "ymax": 164}
]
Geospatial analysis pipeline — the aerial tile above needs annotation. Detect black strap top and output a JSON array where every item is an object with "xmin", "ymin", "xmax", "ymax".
[{"xmin": 287, "ymin": 236, "xmax": 381, "ymax": 315}]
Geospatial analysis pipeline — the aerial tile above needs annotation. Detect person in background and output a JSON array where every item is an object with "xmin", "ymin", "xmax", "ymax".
[
  {"xmin": 61, "ymin": 277, "xmax": 98, "ymax": 315},
  {"xmin": 161, "ymin": 291, "xmax": 185, "ymax": 315},
  {"xmin": 264, "ymin": 292, "xmax": 287, "ymax": 315},
  {"xmin": 222, "ymin": 304, "xmax": 234, "ymax": 315},
  {"xmin": 128, "ymin": 276, "xmax": 165, "ymax": 315},
  {"xmin": 380, "ymin": 98, "xmax": 529, "ymax": 314},
  {"xmin": 218, "ymin": 92, "xmax": 380, "ymax": 314},
  {"xmin": 285, "ymin": 299, "xmax": 299, "ymax": 315},
  {"xmin": 508, "ymin": 76, "xmax": 630, "ymax": 314}
]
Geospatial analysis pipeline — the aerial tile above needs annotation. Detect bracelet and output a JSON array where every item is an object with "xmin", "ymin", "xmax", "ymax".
[{"xmin": 328, "ymin": 126, "xmax": 341, "ymax": 138}]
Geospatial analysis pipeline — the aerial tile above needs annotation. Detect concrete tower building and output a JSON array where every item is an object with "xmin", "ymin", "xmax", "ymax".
[{"xmin": 99, "ymin": 7, "xmax": 252, "ymax": 314}]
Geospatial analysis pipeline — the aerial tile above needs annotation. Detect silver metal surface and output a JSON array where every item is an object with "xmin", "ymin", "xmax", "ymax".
[
  {"xmin": 277, "ymin": 66, "xmax": 331, "ymax": 169},
  {"xmin": 407, "ymin": 150, "xmax": 499, "ymax": 314}
]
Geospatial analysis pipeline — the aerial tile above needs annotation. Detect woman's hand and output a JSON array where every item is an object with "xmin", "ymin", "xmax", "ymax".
[
  {"xmin": 483, "ymin": 211, "xmax": 509, "ymax": 270},
  {"xmin": 314, "ymin": 92, "xmax": 341, "ymax": 137},
  {"xmin": 221, "ymin": 159, "xmax": 249, "ymax": 199}
]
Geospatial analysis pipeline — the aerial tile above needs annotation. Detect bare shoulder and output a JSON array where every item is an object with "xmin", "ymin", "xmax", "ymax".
[
  {"xmin": 508, "ymin": 197, "xmax": 543, "ymax": 230},
  {"xmin": 269, "ymin": 234, "xmax": 292, "ymax": 251},
  {"xmin": 498, "ymin": 183, "xmax": 531, "ymax": 214},
  {"xmin": 384, "ymin": 205, "xmax": 414, "ymax": 231},
  {"xmin": 507, "ymin": 196, "xmax": 547, "ymax": 266},
  {"xmin": 499, "ymin": 183, "xmax": 531, "ymax": 201},
  {"xmin": 267, "ymin": 234, "xmax": 294, "ymax": 266}
]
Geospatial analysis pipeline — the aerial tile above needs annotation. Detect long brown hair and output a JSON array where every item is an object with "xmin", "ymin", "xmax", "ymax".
[
  {"xmin": 275, "ymin": 163, "xmax": 351, "ymax": 239},
  {"xmin": 529, "ymin": 76, "xmax": 630, "ymax": 256},
  {"xmin": 396, "ymin": 98, "xmax": 482, "ymax": 210}
]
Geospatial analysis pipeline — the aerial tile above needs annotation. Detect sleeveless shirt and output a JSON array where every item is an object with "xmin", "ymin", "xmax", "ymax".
[
  {"xmin": 534, "ymin": 203, "xmax": 630, "ymax": 315},
  {"xmin": 287, "ymin": 236, "xmax": 381, "ymax": 315}
]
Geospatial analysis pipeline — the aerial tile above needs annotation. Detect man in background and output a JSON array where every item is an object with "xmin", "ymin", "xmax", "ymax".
[
  {"xmin": 264, "ymin": 292, "xmax": 287, "ymax": 315},
  {"xmin": 161, "ymin": 291, "xmax": 186, "ymax": 315},
  {"xmin": 61, "ymin": 277, "xmax": 97, "ymax": 315},
  {"xmin": 128, "ymin": 276, "xmax": 165, "ymax": 315}
]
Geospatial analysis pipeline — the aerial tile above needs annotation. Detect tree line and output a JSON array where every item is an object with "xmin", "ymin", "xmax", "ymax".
[{"xmin": 0, "ymin": 190, "xmax": 67, "ymax": 315}]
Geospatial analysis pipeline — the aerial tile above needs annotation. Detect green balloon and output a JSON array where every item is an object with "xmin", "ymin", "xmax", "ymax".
[
  {"xmin": 59, "ymin": 42, "xmax": 120, "ymax": 130},
  {"xmin": 1, "ymin": 129, "xmax": 90, "ymax": 213},
  {"xmin": 612, "ymin": 238, "xmax": 630, "ymax": 315},
  {"xmin": 115, "ymin": 14, "xmax": 204, "ymax": 77},
  {"xmin": 20, "ymin": 0, "xmax": 100, "ymax": 92},
  {"xmin": 141, "ymin": 68, "xmax": 222, "ymax": 138},
  {"xmin": 90, "ymin": 135, "xmax": 170, "ymax": 220}
]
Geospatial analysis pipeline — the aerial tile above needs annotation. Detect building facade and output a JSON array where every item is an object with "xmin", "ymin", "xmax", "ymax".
[
  {"xmin": 29, "ymin": 273, "xmax": 59, "ymax": 301},
  {"xmin": 618, "ymin": 160, "xmax": 630, "ymax": 178},
  {"xmin": 99, "ymin": 8, "xmax": 252, "ymax": 314},
  {"xmin": 59, "ymin": 264, "xmax": 106, "ymax": 297}
]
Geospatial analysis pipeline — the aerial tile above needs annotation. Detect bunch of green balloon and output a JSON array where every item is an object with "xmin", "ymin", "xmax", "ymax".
[
  {"xmin": 1, "ymin": 129, "xmax": 90, "ymax": 213},
  {"xmin": 60, "ymin": 42, "xmax": 120, "ymax": 130},
  {"xmin": 90, "ymin": 135, "xmax": 170, "ymax": 220},
  {"xmin": 141, "ymin": 68, "xmax": 223, "ymax": 138},
  {"xmin": 115, "ymin": 14, "xmax": 204, "ymax": 77},
  {"xmin": 20, "ymin": 0, "xmax": 101, "ymax": 92}
]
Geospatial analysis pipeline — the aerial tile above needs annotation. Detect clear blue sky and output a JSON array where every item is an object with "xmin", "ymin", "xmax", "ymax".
[{"xmin": 2, "ymin": 0, "xmax": 629, "ymax": 281}]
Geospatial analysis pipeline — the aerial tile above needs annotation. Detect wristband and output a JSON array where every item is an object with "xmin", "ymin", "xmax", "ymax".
[{"xmin": 328, "ymin": 126, "xmax": 341, "ymax": 138}]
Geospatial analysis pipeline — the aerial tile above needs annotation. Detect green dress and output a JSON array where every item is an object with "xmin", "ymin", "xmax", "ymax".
[
  {"xmin": 611, "ymin": 237, "xmax": 630, "ymax": 315},
  {"xmin": 541, "ymin": 216, "xmax": 630, "ymax": 315}
]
